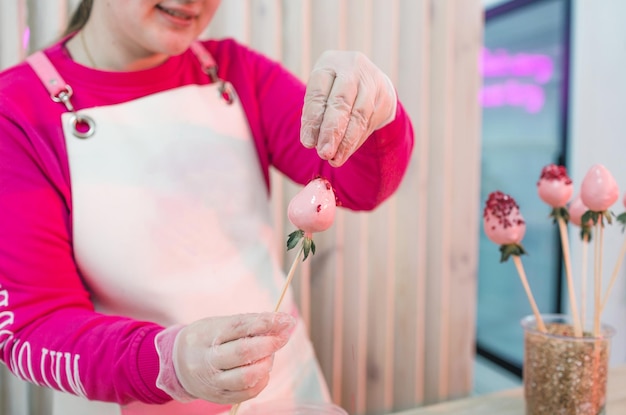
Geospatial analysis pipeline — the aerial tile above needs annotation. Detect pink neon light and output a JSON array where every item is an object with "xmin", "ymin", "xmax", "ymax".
[
  {"xmin": 480, "ymin": 48, "xmax": 553, "ymax": 113},
  {"xmin": 482, "ymin": 48, "xmax": 554, "ymax": 84},
  {"xmin": 481, "ymin": 80, "xmax": 545, "ymax": 113},
  {"xmin": 22, "ymin": 27, "xmax": 30, "ymax": 51}
]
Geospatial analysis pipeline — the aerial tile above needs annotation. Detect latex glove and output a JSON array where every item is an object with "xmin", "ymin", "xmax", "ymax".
[
  {"xmin": 301, "ymin": 50, "xmax": 398, "ymax": 167},
  {"xmin": 155, "ymin": 312, "xmax": 296, "ymax": 404}
]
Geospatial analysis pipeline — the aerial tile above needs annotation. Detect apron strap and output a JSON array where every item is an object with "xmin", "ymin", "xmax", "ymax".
[
  {"xmin": 27, "ymin": 51, "xmax": 96, "ymax": 139},
  {"xmin": 26, "ymin": 51, "xmax": 70, "ymax": 99},
  {"xmin": 190, "ymin": 41, "xmax": 235, "ymax": 105},
  {"xmin": 24, "ymin": 40, "xmax": 234, "ymax": 138}
]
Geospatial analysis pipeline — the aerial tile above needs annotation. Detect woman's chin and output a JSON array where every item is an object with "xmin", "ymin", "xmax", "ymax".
[{"xmin": 160, "ymin": 37, "xmax": 199, "ymax": 56}]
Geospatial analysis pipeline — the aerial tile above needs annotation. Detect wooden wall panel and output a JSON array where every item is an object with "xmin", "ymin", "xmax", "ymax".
[{"xmin": 0, "ymin": 1, "xmax": 483, "ymax": 414}]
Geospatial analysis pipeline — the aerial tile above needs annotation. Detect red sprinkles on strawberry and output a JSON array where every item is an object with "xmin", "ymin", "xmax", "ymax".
[
  {"xmin": 537, "ymin": 164, "xmax": 573, "ymax": 210},
  {"xmin": 483, "ymin": 191, "xmax": 527, "ymax": 262}
]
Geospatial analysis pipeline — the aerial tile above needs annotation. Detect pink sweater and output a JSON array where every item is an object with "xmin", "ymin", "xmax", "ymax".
[{"xmin": 0, "ymin": 38, "xmax": 413, "ymax": 404}]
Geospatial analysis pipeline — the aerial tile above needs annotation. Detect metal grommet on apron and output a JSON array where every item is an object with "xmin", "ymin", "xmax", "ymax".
[
  {"xmin": 26, "ymin": 40, "xmax": 234, "ymax": 139},
  {"xmin": 51, "ymin": 85, "xmax": 96, "ymax": 139}
]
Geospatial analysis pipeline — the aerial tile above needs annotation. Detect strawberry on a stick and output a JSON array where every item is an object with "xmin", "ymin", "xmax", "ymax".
[
  {"xmin": 229, "ymin": 177, "xmax": 337, "ymax": 415},
  {"xmin": 483, "ymin": 191, "xmax": 546, "ymax": 332},
  {"xmin": 537, "ymin": 164, "xmax": 582, "ymax": 337},
  {"xmin": 580, "ymin": 164, "xmax": 619, "ymax": 336},
  {"xmin": 275, "ymin": 177, "xmax": 337, "ymax": 310},
  {"xmin": 569, "ymin": 194, "xmax": 593, "ymax": 241}
]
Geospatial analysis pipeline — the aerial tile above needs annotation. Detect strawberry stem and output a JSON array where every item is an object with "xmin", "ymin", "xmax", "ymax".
[
  {"xmin": 287, "ymin": 230, "xmax": 304, "ymax": 250},
  {"xmin": 276, "ymin": 230, "xmax": 318, "ymax": 311},
  {"xmin": 549, "ymin": 206, "xmax": 570, "ymax": 223},
  {"xmin": 499, "ymin": 243, "xmax": 527, "ymax": 263}
]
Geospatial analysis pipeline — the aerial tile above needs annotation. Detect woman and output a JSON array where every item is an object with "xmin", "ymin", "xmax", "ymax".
[{"xmin": 0, "ymin": 0, "xmax": 414, "ymax": 414}]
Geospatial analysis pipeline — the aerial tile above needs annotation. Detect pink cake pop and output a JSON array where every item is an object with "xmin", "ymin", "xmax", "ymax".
[{"xmin": 537, "ymin": 164, "xmax": 573, "ymax": 209}]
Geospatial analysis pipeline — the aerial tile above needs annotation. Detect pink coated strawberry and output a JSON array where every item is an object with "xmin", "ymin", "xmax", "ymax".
[
  {"xmin": 286, "ymin": 177, "xmax": 337, "ymax": 260},
  {"xmin": 288, "ymin": 177, "xmax": 336, "ymax": 234},
  {"xmin": 569, "ymin": 194, "xmax": 594, "ymax": 240},
  {"xmin": 484, "ymin": 191, "xmax": 526, "ymax": 244},
  {"xmin": 580, "ymin": 164, "xmax": 619, "ymax": 212},
  {"xmin": 568, "ymin": 194, "xmax": 592, "ymax": 227},
  {"xmin": 537, "ymin": 164, "xmax": 573, "ymax": 208},
  {"xmin": 483, "ymin": 191, "xmax": 527, "ymax": 261}
]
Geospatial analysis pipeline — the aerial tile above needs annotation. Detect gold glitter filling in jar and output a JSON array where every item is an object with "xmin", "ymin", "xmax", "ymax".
[{"xmin": 522, "ymin": 314, "xmax": 615, "ymax": 415}]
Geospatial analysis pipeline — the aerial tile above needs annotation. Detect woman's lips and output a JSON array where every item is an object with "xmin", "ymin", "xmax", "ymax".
[{"xmin": 156, "ymin": 4, "xmax": 198, "ymax": 26}]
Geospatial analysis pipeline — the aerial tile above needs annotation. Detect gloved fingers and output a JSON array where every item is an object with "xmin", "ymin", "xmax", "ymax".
[
  {"xmin": 208, "ymin": 331, "xmax": 291, "ymax": 371},
  {"xmin": 314, "ymin": 72, "xmax": 360, "ymax": 162},
  {"xmin": 217, "ymin": 312, "xmax": 295, "ymax": 344},
  {"xmin": 329, "ymin": 84, "xmax": 376, "ymax": 167},
  {"xmin": 301, "ymin": 50, "xmax": 398, "ymax": 167},
  {"xmin": 184, "ymin": 312, "xmax": 295, "ymax": 348},
  {"xmin": 191, "ymin": 355, "xmax": 273, "ymax": 404},
  {"xmin": 214, "ymin": 354, "xmax": 274, "ymax": 393},
  {"xmin": 224, "ymin": 372, "xmax": 272, "ymax": 404},
  {"xmin": 301, "ymin": 66, "xmax": 337, "ymax": 151}
]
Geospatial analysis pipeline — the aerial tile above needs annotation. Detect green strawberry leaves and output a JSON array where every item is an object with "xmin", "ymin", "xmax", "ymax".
[
  {"xmin": 582, "ymin": 210, "xmax": 613, "ymax": 226},
  {"xmin": 286, "ymin": 229, "xmax": 316, "ymax": 261},
  {"xmin": 499, "ymin": 243, "xmax": 527, "ymax": 263},
  {"xmin": 549, "ymin": 206, "xmax": 570, "ymax": 223}
]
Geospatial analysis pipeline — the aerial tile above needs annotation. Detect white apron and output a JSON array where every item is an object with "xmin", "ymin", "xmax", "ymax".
[{"xmin": 30, "ymin": 46, "xmax": 329, "ymax": 415}]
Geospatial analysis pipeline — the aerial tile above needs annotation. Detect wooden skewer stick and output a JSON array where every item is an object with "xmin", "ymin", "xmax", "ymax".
[
  {"xmin": 593, "ymin": 220, "xmax": 603, "ymax": 337},
  {"xmin": 229, "ymin": 244, "xmax": 306, "ymax": 415},
  {"xmin": 600, "ymin": 234, "xmax": 626, "ymax": 314},
  {"xmin": 274, "ymin": 245, "xmax": 305, "ymax": 312},
  {"xmin": 512, "ymin": 255, "xmax": 546, "ymax": 332},
  {"xmin": 229, "ymin": 402, "xmax": 241, "ymax": 414},
  {"xmin": 557, "ymin": 217, "xmax": 583, "ymax": 337},
  {"xmin": 580, "ymin": 233, "xmax": 589, "ymax": 330}
]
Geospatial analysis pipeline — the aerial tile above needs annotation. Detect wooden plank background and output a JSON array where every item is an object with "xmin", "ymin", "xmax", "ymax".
[{"xmin": 0, "ymin": 1, "xmax": 483, "ymax": 414}]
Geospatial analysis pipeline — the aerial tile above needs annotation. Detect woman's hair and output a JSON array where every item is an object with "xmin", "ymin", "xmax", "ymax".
[{"xmin": 63, "ymin": 0, "xmax": 94, "ymax": 36}]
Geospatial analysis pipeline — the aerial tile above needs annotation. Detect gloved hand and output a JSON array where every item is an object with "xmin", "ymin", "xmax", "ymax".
[
  {"xmin": 301, "ymin": 50, "xmax": 398, "ymax": 168},
  {"xmin": 155, "ymin": 312, "xmax": 296, "ymax": 404}
]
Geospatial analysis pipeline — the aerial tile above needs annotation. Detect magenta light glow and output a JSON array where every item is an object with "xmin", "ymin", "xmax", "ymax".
[
  {"xmin": 482, "ymin": 48, "xmax": 554, "ymax": 84},
  {"xmin": 481, "ymin": 48, "xmax": 554, "ymax": 113},
  {"xmin": 481, "ymin": 80, "xmax": 544, "ymax": 114},
  {"xmin": 22, "ymin": 27, "xmax": 30, "ymax": 51}
]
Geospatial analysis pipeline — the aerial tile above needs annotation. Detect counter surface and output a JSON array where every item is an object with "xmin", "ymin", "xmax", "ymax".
[{"xmin": 390, "ymin": 365, "xmax": 626, "ymax": 414}]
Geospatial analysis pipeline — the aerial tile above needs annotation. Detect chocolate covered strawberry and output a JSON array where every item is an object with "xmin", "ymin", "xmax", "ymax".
[
  {"xmin": 569, "ymin": 194, "xmax": 593, "ymax": 240},
  {"xmin": 483, "ymin": 191, "xmax": 527, "ymax": 262},
  {"xmin": 287, "ymin": 177, "xmax": 337, "ymax": 260},
  {"xmin": 537, "ymin": 165, "xmax": 583, "ymax": 336},
  {"xmin": 270, "ymin": 177, "xmax": 338, "ymax": 321},
  {"xmin": 483, "ymin": 191, "xmax": 546, "ymax": 332},
  {"xmin": 579, "ymin": 164, "xmax": 619, "ymax": 336},
  {"xmin": 581, "ymin": 164, "xmax": 619, "ymax": 225},
  {"xmin": 537, "ymin": 164, "xmax": 573, "ymax": 220}
]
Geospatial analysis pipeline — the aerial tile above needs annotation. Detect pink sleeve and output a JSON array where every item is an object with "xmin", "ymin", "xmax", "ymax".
[
  {"xmin": 229, "ymin": 42, "xmax": 415, "ymax": 210},
  {"xmin": 0, "ymin": 113, "xmax": 170, "ymax": 404}
]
